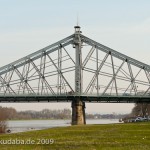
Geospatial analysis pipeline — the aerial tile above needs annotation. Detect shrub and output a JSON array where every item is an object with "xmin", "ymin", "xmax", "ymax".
[{"xmin": 0, "ymin": 107, "xmax": 8, "ymax": 133}]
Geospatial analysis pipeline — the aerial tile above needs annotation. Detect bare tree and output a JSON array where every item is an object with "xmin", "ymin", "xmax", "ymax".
[
  {"xmin": 0, "ymin": 107, "xmax": 8, "ymax": 133},
  {"xmin": 131, "ymin": 103, "xmax": 150, "ymax": 117}
]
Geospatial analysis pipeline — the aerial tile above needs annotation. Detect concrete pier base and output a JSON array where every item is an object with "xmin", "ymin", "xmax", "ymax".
[{"xmin": 71, "ymin": 99, "xmax": 86, "ymax": 125}]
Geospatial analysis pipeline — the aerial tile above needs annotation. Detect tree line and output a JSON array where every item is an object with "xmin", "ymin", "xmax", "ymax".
[
  {"xmin": 0, "ymin": 106, "xmax": 127, "ymax": 120},
  {"xmin": 131, "ymin": 103, "xmax": 150, "ymax": 117},
  {"xmin": 0, "ymin": 107, "xmax": 71, "ymax": 120},
  {"xmin": 122, "ymin": 103, "xmax": 150, "ymax": 122}
]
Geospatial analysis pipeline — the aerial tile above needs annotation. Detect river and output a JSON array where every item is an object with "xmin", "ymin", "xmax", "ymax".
[{"xmin": 7, "ymin": 119, "xmax": 120, "ymax": 133}]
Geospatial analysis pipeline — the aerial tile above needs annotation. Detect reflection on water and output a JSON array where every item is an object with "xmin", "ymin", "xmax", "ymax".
[
  {"xmin": 7, "ymin": 119, "xmax": 120, "ymax": 133},
  {"xmin": 87, "ymin": 119, "xmax": 120, "ymax": 125}
]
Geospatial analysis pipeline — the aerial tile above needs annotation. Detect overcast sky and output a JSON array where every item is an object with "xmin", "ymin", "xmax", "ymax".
[{"xmin": 0, "ymin": 0, "xmax": 150, "ymax": 113}]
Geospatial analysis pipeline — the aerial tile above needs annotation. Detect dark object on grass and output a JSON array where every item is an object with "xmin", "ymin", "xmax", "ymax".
[{"xmin": 6, "ymin": 129, "xmax": 11, "ymax": 133}]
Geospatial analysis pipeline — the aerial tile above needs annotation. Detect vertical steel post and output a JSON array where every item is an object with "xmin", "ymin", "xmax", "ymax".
[
  {"xmin": 57, "ymin": 47, "xmax": 62, "ymax": 95},
  {"xmin": 74, "ymin": 26, "xmax": 82, "ymax": 94},
  {"xmin": 71, "ymin": 26, "xmax": 86, "ymax": 125},
  {"xmin": 96, "ymin": 47, "xmax": 99, "ymax": 95}
]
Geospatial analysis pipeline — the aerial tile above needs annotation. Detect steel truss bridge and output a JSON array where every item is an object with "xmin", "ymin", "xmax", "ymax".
[{"xmin": 0, "ymin": 26, "xmax": 150, "ymax": 103}]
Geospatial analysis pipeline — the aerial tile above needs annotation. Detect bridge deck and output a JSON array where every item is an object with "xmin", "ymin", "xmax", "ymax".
[{"xmin": 0, "ymin": 95, "xmax": 150, "ymax": 103}]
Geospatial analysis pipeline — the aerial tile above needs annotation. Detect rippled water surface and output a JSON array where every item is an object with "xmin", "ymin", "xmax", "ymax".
[{"xmin": 7, "ymin": 119, "xmax": 120, "ymax": 133}]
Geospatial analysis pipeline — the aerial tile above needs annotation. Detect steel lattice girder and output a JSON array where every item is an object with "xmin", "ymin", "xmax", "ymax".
[
  {"xmin": 81, "ymin": 35, "xmax": 150, "ymax": 70},
  {"xmin": 0, "ymin": 32, "xmax": 150, "ymax": 99}
]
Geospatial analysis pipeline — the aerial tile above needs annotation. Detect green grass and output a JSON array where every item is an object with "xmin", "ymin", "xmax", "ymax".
[{"xmin": 0, "ymin": 122, "xmax": 150, "ymax": 150}]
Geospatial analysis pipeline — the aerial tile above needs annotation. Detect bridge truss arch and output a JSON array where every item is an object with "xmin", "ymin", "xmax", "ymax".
[{"xmin": 0, "ymin": 27, "xmax": 150, "ymax": 103}]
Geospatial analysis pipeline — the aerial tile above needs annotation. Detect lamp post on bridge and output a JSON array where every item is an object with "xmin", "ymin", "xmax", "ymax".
[{"xmin": 71, "ymin": 26, "xmax": 86, "ymax": 125}]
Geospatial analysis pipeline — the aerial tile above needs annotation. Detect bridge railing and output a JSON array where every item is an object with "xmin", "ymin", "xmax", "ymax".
[{"xmin": 0, "ymin": 92, "xmax": 150, "ymax": 97}]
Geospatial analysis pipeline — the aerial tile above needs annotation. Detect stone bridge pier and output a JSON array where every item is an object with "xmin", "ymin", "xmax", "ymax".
[{"xmin": 71, "ymin": 99, "xmax": 86, "ymax": 125}]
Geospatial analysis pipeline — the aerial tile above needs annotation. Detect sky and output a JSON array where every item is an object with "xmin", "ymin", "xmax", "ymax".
[{"xmin": 0, "ymin": 0, "xmax": 150, "ymax": 113}]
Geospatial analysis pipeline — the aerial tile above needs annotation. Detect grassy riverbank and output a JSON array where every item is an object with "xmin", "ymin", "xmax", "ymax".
[{"xmin": 0, "ymin": 122, "xmax": 150, "ymax": 150}]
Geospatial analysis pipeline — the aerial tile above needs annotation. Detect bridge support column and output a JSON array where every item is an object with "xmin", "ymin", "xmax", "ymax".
[{"xmin": 71, "ymin": 99, "xmax": 86, "ymax": 125}]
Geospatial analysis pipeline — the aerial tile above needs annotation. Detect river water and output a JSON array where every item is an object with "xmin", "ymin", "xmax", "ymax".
[{"xmin": 7, "ymin": 119, "xmax": 120, "ymax": 133}]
